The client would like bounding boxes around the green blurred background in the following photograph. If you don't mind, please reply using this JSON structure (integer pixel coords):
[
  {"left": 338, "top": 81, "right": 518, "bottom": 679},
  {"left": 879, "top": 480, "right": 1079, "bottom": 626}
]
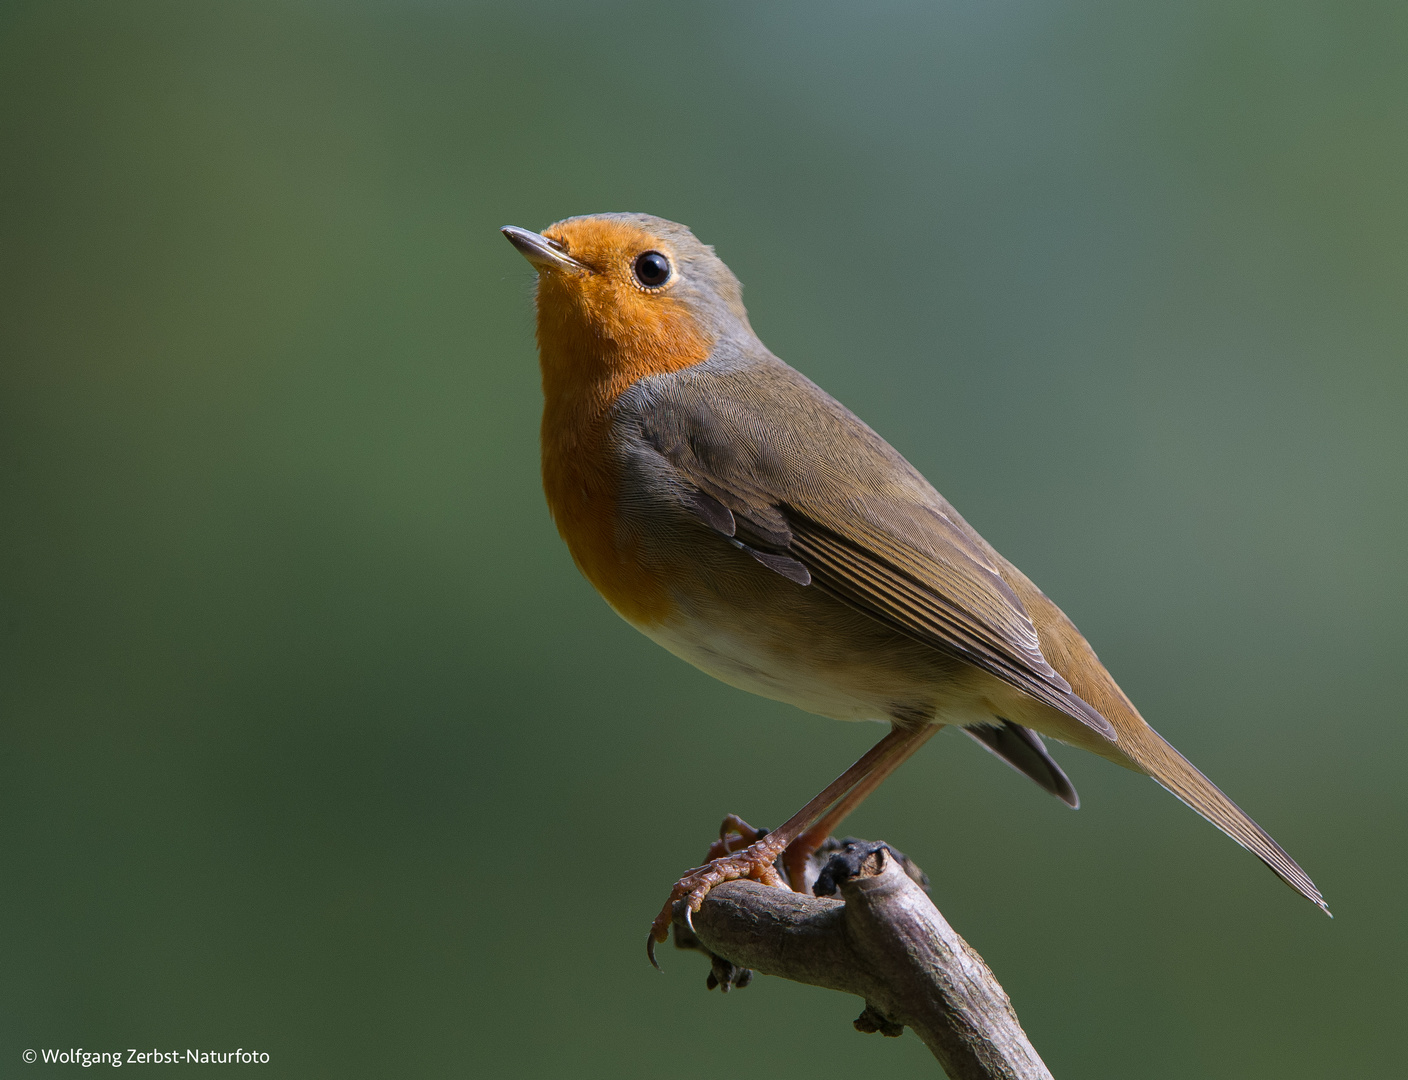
[{"left": 1, "top": 1, "right": 1404, "bottom": 1076}]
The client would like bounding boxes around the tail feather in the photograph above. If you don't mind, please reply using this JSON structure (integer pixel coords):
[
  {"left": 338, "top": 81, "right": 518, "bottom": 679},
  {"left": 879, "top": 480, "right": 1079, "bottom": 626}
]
[
  {"left": 1125, "top": 725, "right": 1329, "bottom": 915},
  {"left": 992, "top": 557, "right": 1329, "bottom": 914},
  {"left": 966, "top": 720, "right": 1080, "bottom": 808}
]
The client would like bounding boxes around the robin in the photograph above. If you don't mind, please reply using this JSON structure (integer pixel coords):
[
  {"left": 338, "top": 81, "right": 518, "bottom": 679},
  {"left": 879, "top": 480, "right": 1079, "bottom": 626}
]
[{"left": 501, "top": 213, "right": 1328, "bottom": 963}]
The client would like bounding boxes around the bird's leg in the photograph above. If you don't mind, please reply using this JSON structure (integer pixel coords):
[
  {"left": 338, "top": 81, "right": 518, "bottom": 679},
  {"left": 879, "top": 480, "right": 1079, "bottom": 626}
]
[
  {"left": 780, "top": 723, "right": 941, "bottom": 891},
  {"left": 647, "top": 722, "right": 933, "bottom": 965}
]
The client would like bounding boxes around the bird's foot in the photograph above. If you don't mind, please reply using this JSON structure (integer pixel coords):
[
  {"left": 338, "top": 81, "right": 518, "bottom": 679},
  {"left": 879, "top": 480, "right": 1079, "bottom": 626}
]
[
  {"left": 647, "top": 822, "right": 790, "bottom": 968},
  {"left": 702, "top": 813, "right": 770, "bottom": 861}
]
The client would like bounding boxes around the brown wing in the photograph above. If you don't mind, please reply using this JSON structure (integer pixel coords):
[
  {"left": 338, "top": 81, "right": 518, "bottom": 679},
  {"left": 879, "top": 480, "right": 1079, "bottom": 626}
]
[{"left": 635, "top": 362, "right": 1116, "bottom": 742}]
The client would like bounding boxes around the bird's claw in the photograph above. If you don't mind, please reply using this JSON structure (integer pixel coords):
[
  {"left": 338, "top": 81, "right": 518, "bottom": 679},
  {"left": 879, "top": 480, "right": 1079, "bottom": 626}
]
[{"left": 647, "top": 832, "right": 791, "bottom": 965}]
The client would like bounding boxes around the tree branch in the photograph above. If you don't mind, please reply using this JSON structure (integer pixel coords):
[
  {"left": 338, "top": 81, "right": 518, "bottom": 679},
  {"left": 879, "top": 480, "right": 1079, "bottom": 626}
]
[{"left": 671, "top": 839, "right": 1052, "bottom": 1080}]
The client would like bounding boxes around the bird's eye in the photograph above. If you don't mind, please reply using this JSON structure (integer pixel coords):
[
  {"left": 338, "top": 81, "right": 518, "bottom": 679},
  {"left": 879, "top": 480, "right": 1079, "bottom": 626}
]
[{"left": 633, "top": 251, "right": 672, "bottom": 288}]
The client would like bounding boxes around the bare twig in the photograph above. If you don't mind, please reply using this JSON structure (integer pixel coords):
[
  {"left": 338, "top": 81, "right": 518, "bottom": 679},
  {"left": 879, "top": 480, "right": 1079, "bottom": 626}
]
[{"left": 671, "top": 839, "right": 1052, "bottom": 1080}]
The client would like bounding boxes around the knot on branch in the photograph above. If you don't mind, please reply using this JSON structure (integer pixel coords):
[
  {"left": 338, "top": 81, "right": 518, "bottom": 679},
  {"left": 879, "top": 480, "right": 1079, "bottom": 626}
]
[
  {"left": 854, "top": 1002, "right": 905, "bottom": 1038},
  {"left": 813, "top": 837, "right": 931, "bottom": 897},
  {"left": 813, "top": 839, "right": 892, "bottom": 897},
  {"left": 705, "top": 952, "right": 752, "bottom": 993}
]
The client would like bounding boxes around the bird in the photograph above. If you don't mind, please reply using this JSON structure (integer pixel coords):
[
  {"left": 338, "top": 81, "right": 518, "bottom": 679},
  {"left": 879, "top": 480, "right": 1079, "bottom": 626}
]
[{"left": 501, "top": 213, "right": 1328, "bottom": 963}]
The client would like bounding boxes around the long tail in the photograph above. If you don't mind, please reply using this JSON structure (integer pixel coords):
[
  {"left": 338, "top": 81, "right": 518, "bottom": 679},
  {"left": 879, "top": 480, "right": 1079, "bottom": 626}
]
[
  {"left": 1120, "top": 722, "right": 1329, "bottom": 915},
  {"left": 995, "top": 559, "right": 1329, "bottom": 914}
]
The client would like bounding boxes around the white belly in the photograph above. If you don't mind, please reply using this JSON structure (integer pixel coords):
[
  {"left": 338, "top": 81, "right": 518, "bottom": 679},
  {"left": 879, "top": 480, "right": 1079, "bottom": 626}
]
[
  {"left": 638, "top": 617, "right": 885, "bottom": 721},
  {"left": 630, "top": 608, "right": 1003, "bottom": 730}
]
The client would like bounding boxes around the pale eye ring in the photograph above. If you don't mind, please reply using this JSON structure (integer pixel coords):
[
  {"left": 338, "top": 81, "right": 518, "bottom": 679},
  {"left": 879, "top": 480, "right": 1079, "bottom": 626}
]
[{"left": 633, "top": 250, "right": 672, "bottom": 288}]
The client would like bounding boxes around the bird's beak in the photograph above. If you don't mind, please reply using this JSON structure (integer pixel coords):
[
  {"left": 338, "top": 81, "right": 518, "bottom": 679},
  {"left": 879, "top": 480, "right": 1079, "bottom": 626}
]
[{"left": 501, "top": 226, "right": 588, "bottom": 274}]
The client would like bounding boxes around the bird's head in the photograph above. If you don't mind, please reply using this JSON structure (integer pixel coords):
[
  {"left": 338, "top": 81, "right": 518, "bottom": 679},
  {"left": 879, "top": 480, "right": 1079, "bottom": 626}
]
[{"left": 503, "top": 214, "right": 752, "bottom": 401}]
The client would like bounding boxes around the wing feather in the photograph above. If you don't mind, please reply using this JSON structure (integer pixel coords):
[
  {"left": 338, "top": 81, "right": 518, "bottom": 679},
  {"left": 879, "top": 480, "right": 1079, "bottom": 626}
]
[{"left": 635, "top": 369, "right": 1116, "bottom": 741}]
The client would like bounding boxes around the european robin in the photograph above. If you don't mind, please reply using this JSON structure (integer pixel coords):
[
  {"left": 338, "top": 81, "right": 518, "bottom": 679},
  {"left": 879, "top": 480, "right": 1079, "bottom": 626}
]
[{"left": 501, "top": 214, "right": 1328, "bottom": 961}]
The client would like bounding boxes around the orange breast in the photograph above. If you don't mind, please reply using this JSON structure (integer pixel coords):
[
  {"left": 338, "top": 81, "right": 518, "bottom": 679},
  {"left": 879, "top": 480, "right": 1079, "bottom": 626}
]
[
  {"left": 540, "top": 405, "right": 676, "bottom": 627},
  {"left": 534, "top": 218, "right": 715, "bottom": 626}
]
